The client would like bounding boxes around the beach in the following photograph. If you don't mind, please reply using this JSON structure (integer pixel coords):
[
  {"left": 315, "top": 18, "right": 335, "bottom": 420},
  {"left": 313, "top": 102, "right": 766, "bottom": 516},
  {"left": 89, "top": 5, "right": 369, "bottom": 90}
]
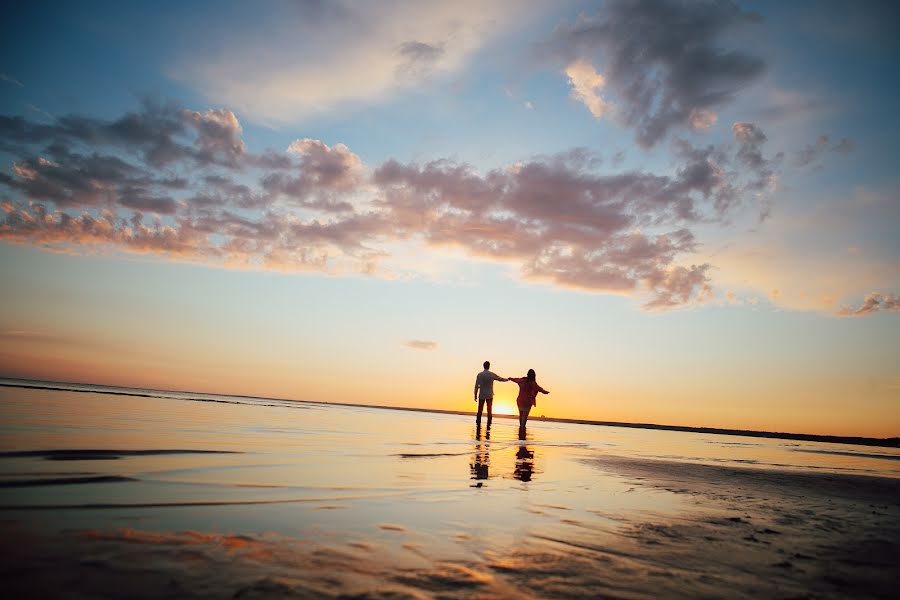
[{"left": 1, "top": 380, "right": 899, "bottom": 599}]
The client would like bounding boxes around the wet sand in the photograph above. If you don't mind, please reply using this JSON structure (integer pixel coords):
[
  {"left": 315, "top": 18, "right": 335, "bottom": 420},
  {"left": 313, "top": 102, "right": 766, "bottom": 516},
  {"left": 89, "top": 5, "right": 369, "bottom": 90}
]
[{"left": 1, "top": 383, "right": 898, "bottom": 598}]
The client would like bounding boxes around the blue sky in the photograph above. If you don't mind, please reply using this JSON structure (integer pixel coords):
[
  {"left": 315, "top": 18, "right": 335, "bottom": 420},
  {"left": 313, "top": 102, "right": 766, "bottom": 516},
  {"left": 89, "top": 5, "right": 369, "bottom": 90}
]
[{"left": 1, "top": 0, "right": 898, "bottom": 436}]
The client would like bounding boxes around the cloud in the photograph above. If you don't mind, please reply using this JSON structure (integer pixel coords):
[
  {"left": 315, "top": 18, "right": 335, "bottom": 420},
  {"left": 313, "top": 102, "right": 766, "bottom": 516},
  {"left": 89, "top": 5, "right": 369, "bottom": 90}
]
[
  {"left": 0, "top": 330, "right": 68, "bottom": 343},
  {"left": 733, "top": 122, "right": 769, "bottom": 171},
  {"left": 285, "top": 139, "right": 364, "bottom": 192},
  {"left": 0, "top": 73, "right": 23, "bottom": 87},
  {"left": 708, "top": 183, "right": 900, "bottom": 314},
  {"left": 732, "top": 122, "right": 783, "bottom": 221},
  {"left": 118, "top": 189, "right": 178, "bottom": 215},
  {"left": 403, "top": 340, "right": 438, "bottom": 351},
  {"left": 396, "top": 41, "right": 446, "bottom": 81},
  {"left": 373, "top": 134, "right": 777, "bottom": 305},
  {"left": 545, "top": 0, "right": 765, "bottom": 147},
  {"left": 792, "top": 135, "right": 855, "bottom": 168},
  {"left": 565, "top": 60, "right": 609, "bottom": 118},
  {"left": 261, "top": 139, "right": 365, "bottom": 213},
  {"left": 183, "top": 108, "right": 246, "bottom": 167},
  {"left": 689, "top": 109, "right": 718, "bottom": 130},
  {"left": 0, "top": 99, "right": 249, "bottom": 169},
  {"left": 176, "top": 1, "right": 548, "bottom": 123},
  {"left": 26, "top": 104, "right": 54, "bottom": 121},
  {"left": 753, "top": 88, "right": 831, "bottom": 121},
  {"left": 644, "top": 264, "right": 713, "bottom": 309},
  {"left": 0, "top": 330, "right": 148, "bottom": 357},
  {"left": 837, "top": 293, "right": 900, "bottom": 317},
  {"left": 0, "top": 101, "right": 783, "bottom": 310}
]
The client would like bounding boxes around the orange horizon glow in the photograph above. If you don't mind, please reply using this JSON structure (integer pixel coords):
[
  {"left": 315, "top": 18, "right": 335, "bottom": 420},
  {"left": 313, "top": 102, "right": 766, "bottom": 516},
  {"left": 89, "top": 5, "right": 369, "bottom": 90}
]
[{"left": 2, "top": 346, "right": 898, "bottom": 440}]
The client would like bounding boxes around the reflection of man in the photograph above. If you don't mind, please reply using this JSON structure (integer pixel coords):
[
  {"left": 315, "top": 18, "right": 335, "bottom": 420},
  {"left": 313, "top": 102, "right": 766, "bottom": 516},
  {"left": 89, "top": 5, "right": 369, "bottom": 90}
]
[
  {"left": 470, "top": 427, "right": 490, "bottom": 481},
  {"left": 474, "top": 360, "right": 507, "bottom": 427}
]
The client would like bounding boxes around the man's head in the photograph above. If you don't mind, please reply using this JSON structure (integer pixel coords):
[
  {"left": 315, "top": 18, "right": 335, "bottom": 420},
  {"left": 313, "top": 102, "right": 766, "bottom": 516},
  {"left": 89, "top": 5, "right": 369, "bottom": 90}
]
[{"left": 483, "top": 361, "right": 490, "bottom": 370}]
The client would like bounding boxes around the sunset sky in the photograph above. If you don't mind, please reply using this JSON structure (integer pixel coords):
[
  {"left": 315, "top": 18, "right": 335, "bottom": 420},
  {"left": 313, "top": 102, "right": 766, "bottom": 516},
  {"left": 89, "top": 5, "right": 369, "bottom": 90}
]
[{"left": 1, "top": 1, "right": 898, "bottom": 437}]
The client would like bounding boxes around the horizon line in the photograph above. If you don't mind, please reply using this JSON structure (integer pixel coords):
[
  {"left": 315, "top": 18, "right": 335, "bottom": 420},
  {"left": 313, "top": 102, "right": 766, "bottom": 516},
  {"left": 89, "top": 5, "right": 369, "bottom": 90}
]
[{"left": 1, "top": 376, "right": 897, "bottom": 449}]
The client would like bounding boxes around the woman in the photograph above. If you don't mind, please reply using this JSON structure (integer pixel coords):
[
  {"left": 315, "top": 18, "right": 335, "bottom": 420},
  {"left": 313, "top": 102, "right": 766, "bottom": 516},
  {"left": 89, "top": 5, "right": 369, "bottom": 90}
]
[{"left": 509, "top": 369, "right": 549, "bottom": 432}]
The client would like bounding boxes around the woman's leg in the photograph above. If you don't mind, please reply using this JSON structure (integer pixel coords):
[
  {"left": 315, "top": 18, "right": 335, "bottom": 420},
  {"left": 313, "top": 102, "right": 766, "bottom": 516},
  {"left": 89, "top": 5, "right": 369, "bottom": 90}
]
[
  {"left": 521, "top": 404, "right": 531, "bottom": 427},
  {"left": 518, "top": 404, "right": 531, "bottom": 439}
]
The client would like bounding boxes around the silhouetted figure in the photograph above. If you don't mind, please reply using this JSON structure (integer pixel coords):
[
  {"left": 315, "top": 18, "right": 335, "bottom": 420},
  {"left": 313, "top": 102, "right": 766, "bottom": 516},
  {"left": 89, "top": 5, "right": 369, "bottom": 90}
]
[
  {"left": 514, "top": 445, "right": 535, "bottom": 482},
  {"left": 473, "top": 360, "right": 508, "bottom": 427},
  {"left": 510, "top": 368, "right": 549, "bottom": 436}
]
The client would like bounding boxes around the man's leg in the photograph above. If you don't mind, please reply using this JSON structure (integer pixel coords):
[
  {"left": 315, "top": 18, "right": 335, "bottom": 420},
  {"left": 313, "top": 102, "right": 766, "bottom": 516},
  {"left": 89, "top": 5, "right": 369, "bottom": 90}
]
[
  {"left": 486, "top": 397, "right": 493, "bottom": 427},
  {"left": 476, "top": 397, "right": 485, "bottom": 426}
]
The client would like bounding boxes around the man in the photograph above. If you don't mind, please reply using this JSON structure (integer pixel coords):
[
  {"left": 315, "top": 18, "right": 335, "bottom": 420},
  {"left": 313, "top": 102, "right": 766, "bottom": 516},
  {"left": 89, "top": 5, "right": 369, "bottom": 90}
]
[{"left": 474, "top": 360, "right": 507, "bottom": 427}]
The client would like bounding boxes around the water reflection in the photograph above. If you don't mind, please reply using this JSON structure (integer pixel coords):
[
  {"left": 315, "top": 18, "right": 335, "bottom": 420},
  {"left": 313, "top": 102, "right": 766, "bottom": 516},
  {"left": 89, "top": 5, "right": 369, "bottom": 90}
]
[
  {"left": 470, "top": 425, "right": 490, "bottom": 482},
  {"left": 514, "top": 445, "right": 535, "bottom": 482},
  {"left": 468, "top": 425, "right": 540, "bottom": 484}
]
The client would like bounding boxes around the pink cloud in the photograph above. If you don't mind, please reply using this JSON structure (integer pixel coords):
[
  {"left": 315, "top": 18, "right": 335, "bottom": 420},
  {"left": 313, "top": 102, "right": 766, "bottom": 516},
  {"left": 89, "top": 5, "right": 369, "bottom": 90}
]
[
  {"left": 0, "top": 102, "right": 783, "bottom": 310},
  {"left": 837, "top": 293, "right": 900, "bottom": 317}
]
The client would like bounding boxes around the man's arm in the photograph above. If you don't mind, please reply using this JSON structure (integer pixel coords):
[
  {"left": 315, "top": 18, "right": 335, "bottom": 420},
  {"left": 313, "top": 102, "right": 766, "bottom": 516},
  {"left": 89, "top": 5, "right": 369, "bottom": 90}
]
[
  {"left": 492, "top": 372, "right": 508, "bottom": 382},
  {"left": 474, "top": 376, "right": 480, "bottom": 401}
]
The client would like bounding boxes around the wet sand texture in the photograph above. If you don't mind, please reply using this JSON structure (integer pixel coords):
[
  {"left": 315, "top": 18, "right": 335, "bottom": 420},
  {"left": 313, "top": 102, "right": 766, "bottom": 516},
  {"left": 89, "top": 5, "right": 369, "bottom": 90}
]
[{"left": 1, "top": 383, "right": 898, "bottom": 598}]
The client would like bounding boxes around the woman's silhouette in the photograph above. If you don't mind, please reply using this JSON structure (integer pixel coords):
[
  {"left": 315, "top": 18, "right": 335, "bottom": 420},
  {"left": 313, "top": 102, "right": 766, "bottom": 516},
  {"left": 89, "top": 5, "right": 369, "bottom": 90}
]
[{"left": 509, "top": 369, "right": 549, "bottom": 436}]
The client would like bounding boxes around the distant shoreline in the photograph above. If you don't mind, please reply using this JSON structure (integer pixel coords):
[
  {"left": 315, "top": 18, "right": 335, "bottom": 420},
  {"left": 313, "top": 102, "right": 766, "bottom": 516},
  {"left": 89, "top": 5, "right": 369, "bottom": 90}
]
[{"left": 2, "top": 378, "right": 898, "bottom": 449}]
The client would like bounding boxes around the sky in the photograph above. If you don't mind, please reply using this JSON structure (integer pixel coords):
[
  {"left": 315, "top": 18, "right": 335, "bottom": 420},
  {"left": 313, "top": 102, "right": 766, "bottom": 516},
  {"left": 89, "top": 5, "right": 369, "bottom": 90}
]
[{"left": 1, "top": 0, "right": 898, "bottom": 437}]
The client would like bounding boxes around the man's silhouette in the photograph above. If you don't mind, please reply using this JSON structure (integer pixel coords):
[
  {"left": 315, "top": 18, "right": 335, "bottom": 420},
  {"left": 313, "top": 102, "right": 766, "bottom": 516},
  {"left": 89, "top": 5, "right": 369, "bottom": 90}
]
[{"left": 474, "top": 360, "right": 507, "bottom": 427}]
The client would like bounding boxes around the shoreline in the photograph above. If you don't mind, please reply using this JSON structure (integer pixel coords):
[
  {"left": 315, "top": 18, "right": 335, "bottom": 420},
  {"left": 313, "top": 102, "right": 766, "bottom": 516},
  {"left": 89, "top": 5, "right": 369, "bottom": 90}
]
[{"left": 2, "top": 378, "right": 898, "bottom": 449}]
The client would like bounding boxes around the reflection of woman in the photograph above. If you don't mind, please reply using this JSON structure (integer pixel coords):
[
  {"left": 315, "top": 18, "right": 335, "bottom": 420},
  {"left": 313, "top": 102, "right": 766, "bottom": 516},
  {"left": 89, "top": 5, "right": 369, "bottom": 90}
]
[
  {"left": 510, "top": 369, "right": 549, "bottom": 433},
  {"left": 514, "top": 445, "right": 534, "bottom": 482}
]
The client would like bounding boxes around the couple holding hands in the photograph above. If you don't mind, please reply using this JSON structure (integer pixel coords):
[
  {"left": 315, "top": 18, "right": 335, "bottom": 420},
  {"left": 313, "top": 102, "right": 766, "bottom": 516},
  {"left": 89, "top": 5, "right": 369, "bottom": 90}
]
[{"left": 474, "top": 360, "right": 549, "bottom": 433}]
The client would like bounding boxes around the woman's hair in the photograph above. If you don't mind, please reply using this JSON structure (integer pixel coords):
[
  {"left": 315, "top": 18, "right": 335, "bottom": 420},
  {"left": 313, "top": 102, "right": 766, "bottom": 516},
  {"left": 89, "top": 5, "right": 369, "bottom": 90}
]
[{"left": 526, "top": 369, "right": 536, "bottom": 381}]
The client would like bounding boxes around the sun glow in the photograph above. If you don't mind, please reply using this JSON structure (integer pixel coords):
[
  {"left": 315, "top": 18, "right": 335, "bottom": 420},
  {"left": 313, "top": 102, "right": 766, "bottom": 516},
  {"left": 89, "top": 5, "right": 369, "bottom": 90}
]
[{"left": 491, "top": 400, "right": 516, "bottom": 416}]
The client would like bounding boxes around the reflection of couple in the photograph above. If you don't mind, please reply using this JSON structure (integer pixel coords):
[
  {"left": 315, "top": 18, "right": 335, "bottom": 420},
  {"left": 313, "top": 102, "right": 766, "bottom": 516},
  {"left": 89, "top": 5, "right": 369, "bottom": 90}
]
[
  {"left": 469, "top": 425, "right": 536, "bottom": 483},
  {"left": 473, "top": 360, "right": 550, "bottom": 433}
]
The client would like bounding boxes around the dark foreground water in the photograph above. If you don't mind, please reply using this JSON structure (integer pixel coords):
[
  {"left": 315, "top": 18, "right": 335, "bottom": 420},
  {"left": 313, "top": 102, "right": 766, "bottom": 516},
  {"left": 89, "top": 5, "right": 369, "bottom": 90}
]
[{"left": 1, "top": 380, "right": 898, "bottom": 599}]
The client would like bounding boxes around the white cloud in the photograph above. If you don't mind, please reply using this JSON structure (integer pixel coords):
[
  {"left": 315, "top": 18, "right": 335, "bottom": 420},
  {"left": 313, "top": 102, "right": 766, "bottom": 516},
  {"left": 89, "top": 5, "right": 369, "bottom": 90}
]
[
  {"left": 565, "top": 60, "right": 609, "bottom": 119},
  {"left": 176, "top": 1, "right": 547, "bottom": 124}
]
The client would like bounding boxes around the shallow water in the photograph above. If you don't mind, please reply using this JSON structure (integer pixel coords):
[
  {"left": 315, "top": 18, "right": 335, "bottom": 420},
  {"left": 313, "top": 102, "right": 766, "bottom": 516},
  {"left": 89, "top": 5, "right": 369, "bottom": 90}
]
[{"left": 1, "top": 380, "right": 899, "bottom": 598}]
